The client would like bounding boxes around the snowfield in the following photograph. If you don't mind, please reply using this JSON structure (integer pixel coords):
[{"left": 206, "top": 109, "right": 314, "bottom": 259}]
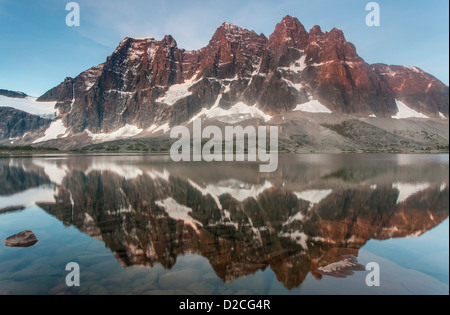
[
  {"left": 0, "top": 95, "right": 57, "bottom": 118},
  {"left": 205, "top": 101, "right": 273, "bottom": 123},
  {"left": 392, "top": 100, "right": 429, "bottom": 119},
  {"left": 294, "top": 189, "right": 333, "bottom": 205},
  {"left": 33, "top": 119, "right": 68, "bottom": 144},
  {"left": 155, "top": 198, "right": 203, "bottom": 233},
  {"left": 156, "top": 81, "right": 196, "bottom": 106},
  {"left": 86, "top": 124, "right": 143, "bottom": 142},
  {"left": 294, "top": 99, "right": 333, "bottom": 114},
  {"left": 392, "top": 182, "right": 431, "bottom": 204},
  {"left": 191, "top": 98, "right": 272, "bottom": 124}
]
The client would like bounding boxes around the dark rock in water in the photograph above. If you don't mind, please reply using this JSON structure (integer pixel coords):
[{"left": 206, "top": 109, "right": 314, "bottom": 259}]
[
  {"left": 314, "top": 255, "right": 365, "bottom": 278},
  {"left": 0, "top": 206, "right": 26, "bottom": 215},
  {"left": 3, "top": 230, "right": 38, "bottom": 247}
]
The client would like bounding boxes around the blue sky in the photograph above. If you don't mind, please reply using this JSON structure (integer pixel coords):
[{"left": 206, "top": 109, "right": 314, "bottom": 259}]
[{"left": 0, "top": 0, "right": 448, "bottom": 96}]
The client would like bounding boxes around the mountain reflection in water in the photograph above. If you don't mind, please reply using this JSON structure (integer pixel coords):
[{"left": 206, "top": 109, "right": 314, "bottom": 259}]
[{"left": 0, "top": 154, "right": 448, "bottom": 291}]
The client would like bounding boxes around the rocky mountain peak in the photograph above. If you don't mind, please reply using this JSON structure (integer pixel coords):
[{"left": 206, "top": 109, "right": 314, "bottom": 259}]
[
  {"left": 212, "top": 22, "right": 266, "bottom": 45},
  {"left": 309, "top": 25, "right": 324, "bottom": 41},
  {"left": 7, "top": 15, "right": 446, "bottom": 147},
  {"left": 280, "top": 15, "right": 307, "bottom": 33},
  {"left": 219, "top": 21, "right": 243, "bottom": 31},
  {"left": 269, "top": 15, "right": 308, "bottom": 50},
  {"left": 162, "top": 34, "right": 177, "bottom": 47},
  {"left": 372, "top": 63, "right": 449, "bottom": 117},
  {"left": 328, "top": 28, "right": 346, "bottom": 41}
]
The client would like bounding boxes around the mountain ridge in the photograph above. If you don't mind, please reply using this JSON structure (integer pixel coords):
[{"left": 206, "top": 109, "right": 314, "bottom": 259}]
[{"left": 0, "top": 15, "right": 448, "bottom": 149}]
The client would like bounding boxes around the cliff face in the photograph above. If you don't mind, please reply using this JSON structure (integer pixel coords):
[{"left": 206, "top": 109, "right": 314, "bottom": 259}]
[
  {"left": 0, "top": 107, "right": 51, "bottom": 141},
  {"left": 31, "top": 15, "right": 447, "bottom": 140},
  {"left": 373, "top": 63, "right": 449, "bottom": 118}
]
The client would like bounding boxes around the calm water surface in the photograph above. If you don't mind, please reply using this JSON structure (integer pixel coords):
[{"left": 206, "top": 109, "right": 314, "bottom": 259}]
[{"left": 0, "top": 154, "right": 448, "bottom": 295}]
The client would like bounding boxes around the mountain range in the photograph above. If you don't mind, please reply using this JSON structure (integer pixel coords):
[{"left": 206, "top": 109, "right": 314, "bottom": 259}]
[{"left": 0, "top": 16, "right": 448, "bottom": 151}]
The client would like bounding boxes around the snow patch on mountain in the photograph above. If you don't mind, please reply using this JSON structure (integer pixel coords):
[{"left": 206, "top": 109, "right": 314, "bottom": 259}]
[
  {"left": 33, "top": 119, "right": 68, "bottom": 144},
  {"left": 294, "top": 99, "right": 332, "bottom": 114},
  {"left": 33, "top": 159, "right": 68, "bottom": 185},
  {"left": 147, "top": 124, "right": 159, "bottom": 133},
  {"left": 284, "top": 212, "right": 305, "bottom": 226},
  {"left": 206, "top": 101, "right": 273, "bottom": 123},
  {"left": 189, "top": 94, "right": 223, "bottom": 123},
  {"left": 154, "top": 123, "right": 171, "bottom": 134},
  {"left": 156, "top": 81, "right": 198, "bottom": 106},
  {"left": 278, "top": 55, "right": 307, "bottom": 73},
  {"left": 188, "top": 179, "right": 273, "bottom": 210},
  {"left": 86, "top": 161, "right": 144, "bottom": 180},
  {"left": 392, "top": 182, "right": 430, "bottom": 204},
  {"left": 155, "top": 198, "right": 202, "bottom": 233},
  {"left": 283, "top": 79, "right": 304, "bottom": 91},
  {"left": 208, "top": 209, "right": 239, "bottom": 230},
  {"left": 206, "top": 179, "right": 273, "bottom": 203},
  {"left": 147, "top": 169, "right": 170, "bottom": 182},
  {"left": 279, "top": 230, "right": 308, "bottom": 249},
  {"left": 86, "top": 124, "right": 143, "bottom": 142},
  {"left": 392, "top": 100, "right": 429, "bottom": 119},
  {"left": 147, "top": 123, "right": 171, "bottom": 134},
  {"left": 402, "top": 66, "right": 421, "bottom": 74},
  {"left": 295, "top": 189, "right": 333, "bottom": 205},
  {"left": 189, "top": 96, "right": 272, "bottom": 124},
  {"left": 188, "top": 179, "right": 223, "bottom": 210},
  {"left": 0, "top": 95, "right": 57, "bottom": 118}
]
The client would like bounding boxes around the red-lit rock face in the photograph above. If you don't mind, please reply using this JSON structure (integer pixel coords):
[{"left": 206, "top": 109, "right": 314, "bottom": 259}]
[{"left": 35, "top": 16, "right": 448, "bottom": 135}]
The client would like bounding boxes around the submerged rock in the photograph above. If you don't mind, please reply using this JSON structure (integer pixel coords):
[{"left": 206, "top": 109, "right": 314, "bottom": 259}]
[
  {"left": 3, "top": 230, "right": 38, "bottom": 247},
  {"left": 314, "top": 255, "right": 365, "bottom": 278}
]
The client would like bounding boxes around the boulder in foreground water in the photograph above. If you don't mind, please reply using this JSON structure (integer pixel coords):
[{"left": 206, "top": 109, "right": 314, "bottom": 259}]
[
  {"left": 314, "top": 255, "right": 365, "bottom": 278},
  {"left": 3, "top": 230, "right": 38, "bottom": 247}
]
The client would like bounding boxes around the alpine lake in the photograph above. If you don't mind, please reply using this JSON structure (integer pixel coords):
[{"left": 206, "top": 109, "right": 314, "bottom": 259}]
[{"left": 0, "top": 153, "right": 448, "bottom": 295}]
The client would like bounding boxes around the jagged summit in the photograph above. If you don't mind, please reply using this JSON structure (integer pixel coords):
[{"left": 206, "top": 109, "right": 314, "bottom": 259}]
[
  {"left": 212, "top": 21, "right": 267, "bottom": 44},
  {"left": 1, "top": 15, "right": 448, "bottom": 147},
  {"left": 219, "top": 21, "right": 245, "bottom": 31},
  {"left": 269, "top": 15, "right": 308, "bottom": 49}
]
